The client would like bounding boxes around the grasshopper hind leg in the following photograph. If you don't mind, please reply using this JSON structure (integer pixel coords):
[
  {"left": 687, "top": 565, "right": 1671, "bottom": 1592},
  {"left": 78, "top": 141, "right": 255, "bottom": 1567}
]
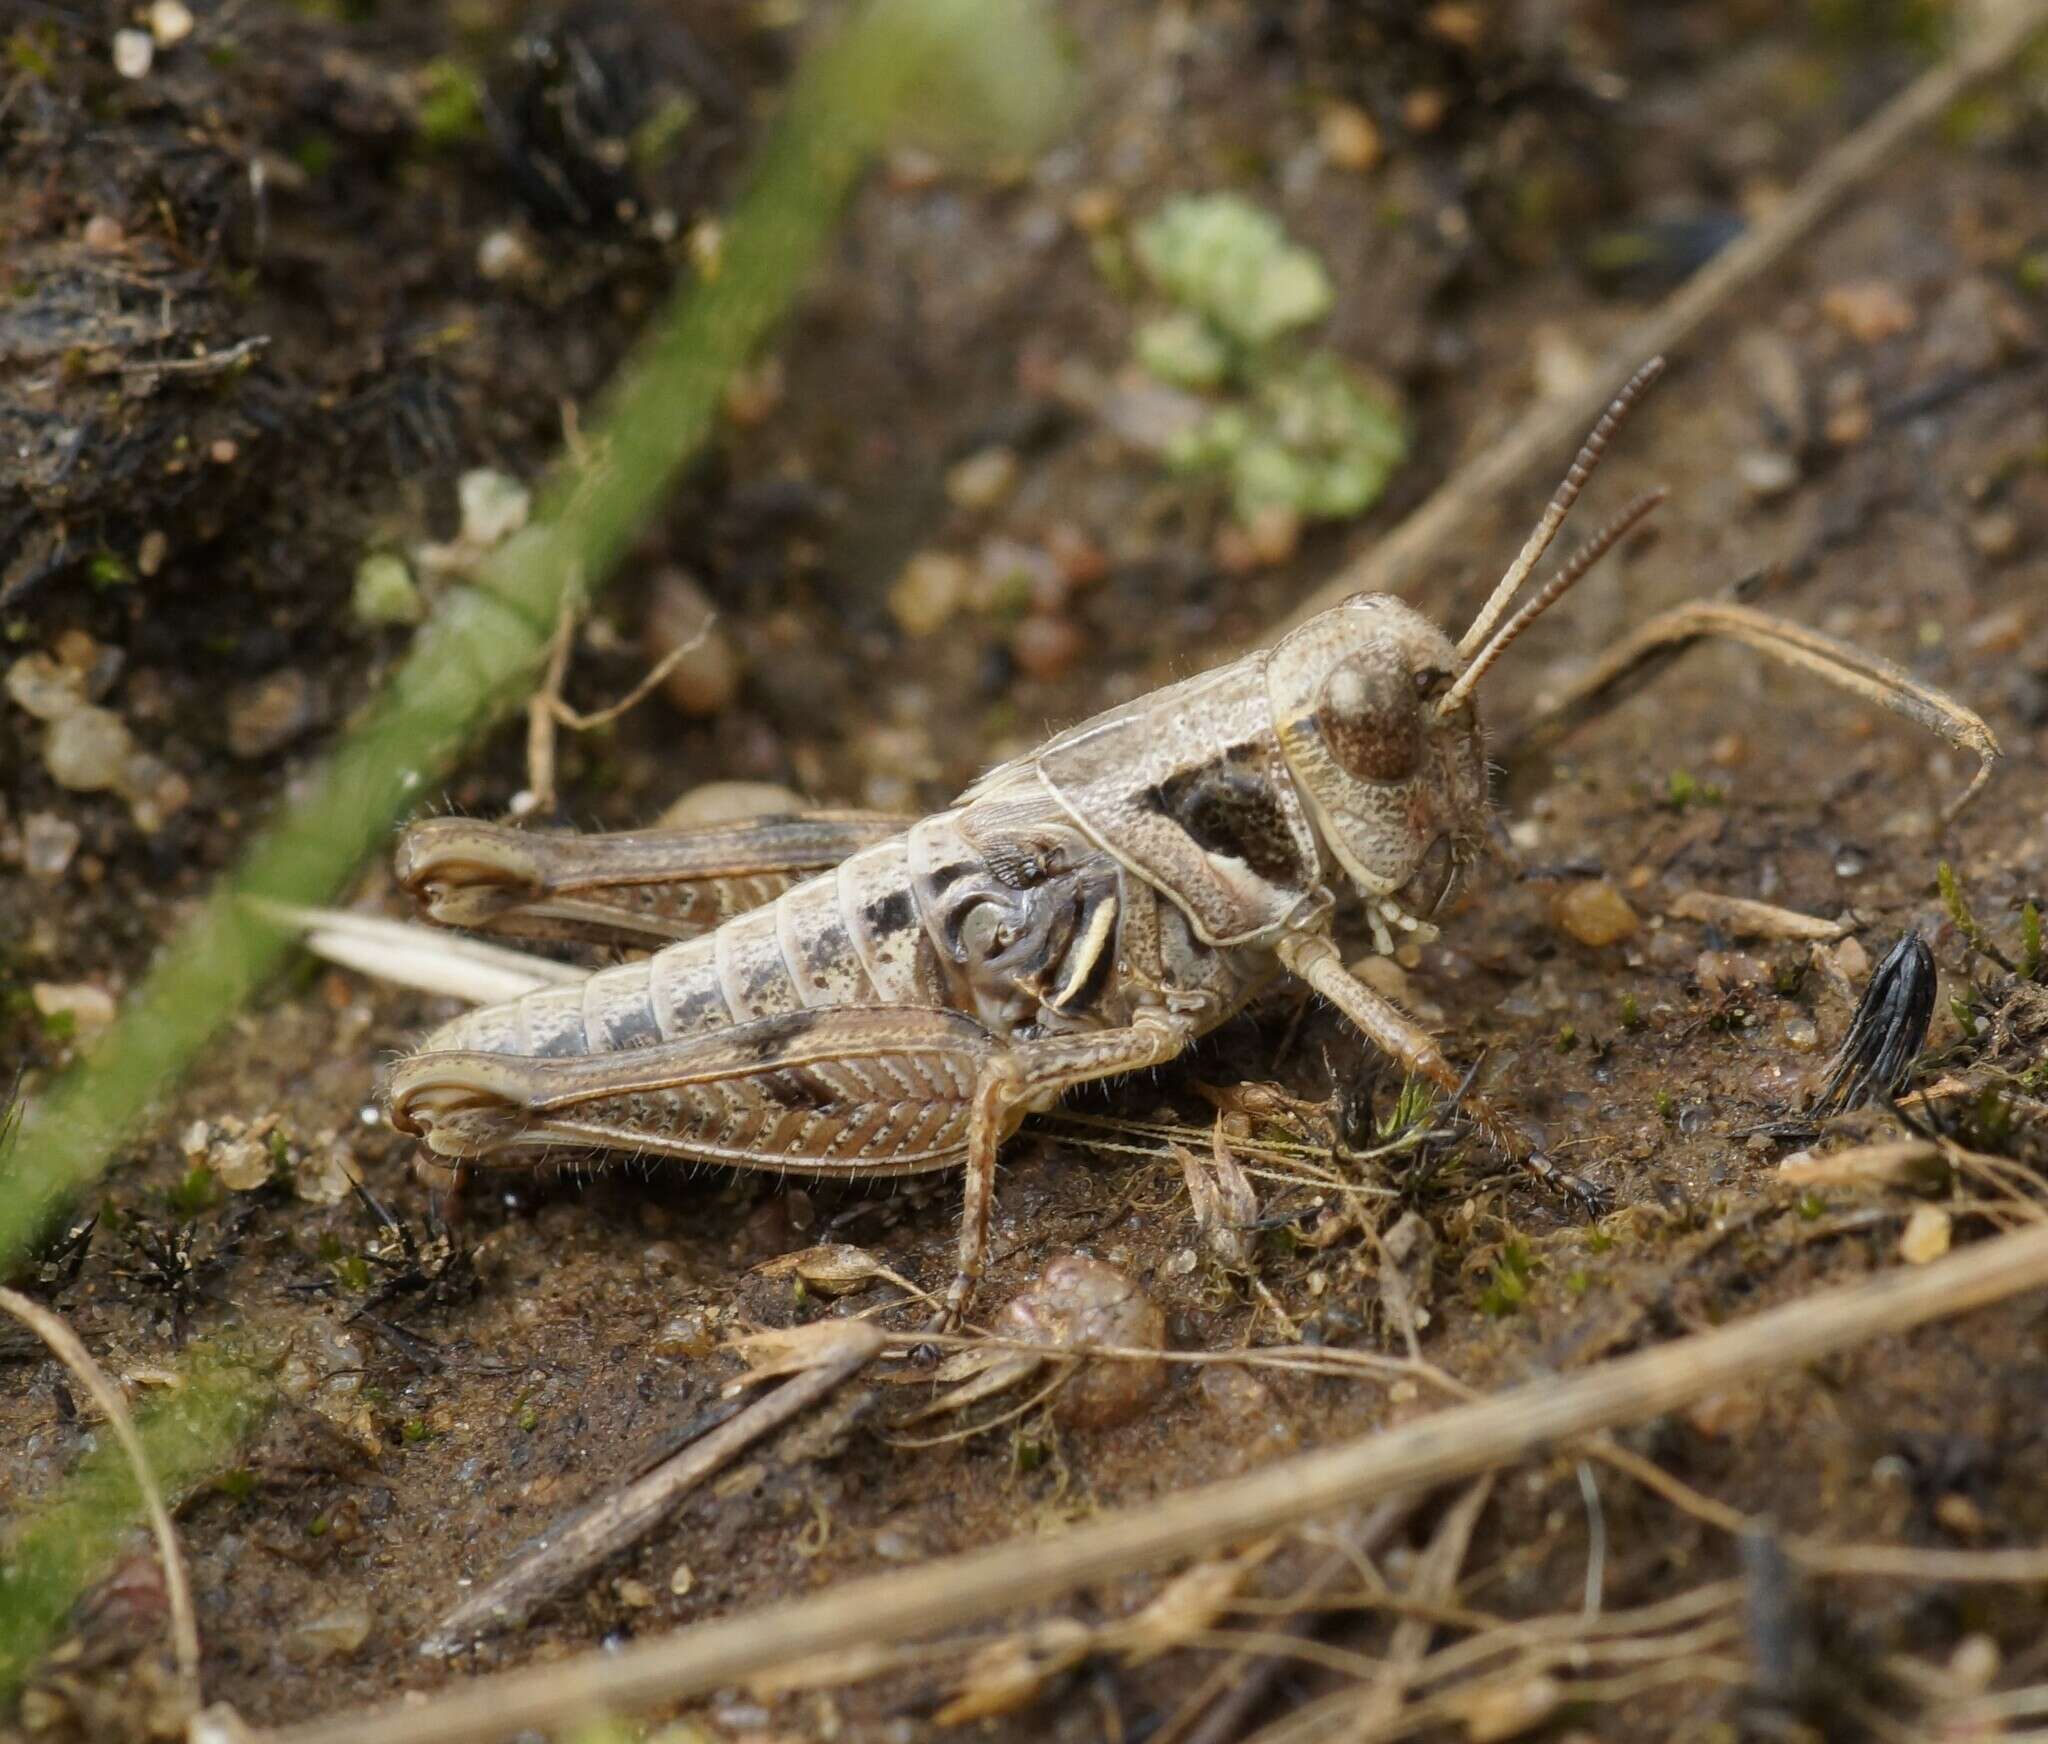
[
  {"left": 386, "top": 1002, "right": 1202, "bottom": 1328},
  {"left": 396, "top": 810, "right": 913, "bottom": 948}
]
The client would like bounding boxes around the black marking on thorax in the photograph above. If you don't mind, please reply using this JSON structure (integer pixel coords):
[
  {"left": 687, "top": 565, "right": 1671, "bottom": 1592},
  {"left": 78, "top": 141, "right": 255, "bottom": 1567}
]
[{"left": 1144, "top": 743, "right": 1304, "bottom": 886}]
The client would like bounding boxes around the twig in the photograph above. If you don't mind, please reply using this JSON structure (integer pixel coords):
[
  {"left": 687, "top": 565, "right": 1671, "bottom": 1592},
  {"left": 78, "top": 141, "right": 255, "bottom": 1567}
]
[
  {"left": 263, "top": 1220, "right": 2048, "bottom": 1744},
  {"left": 1274, "top": 0, "right": 2048, "bottom": 635},
  {"left": 421, "top": 1322, "right": 883, "bottom": 1653},
  {"left": 0, "top": 1287, "right": 200, "bottom": 1708},
  {"left": 521, "top": 589, "right": 711, "bottom": 815}
]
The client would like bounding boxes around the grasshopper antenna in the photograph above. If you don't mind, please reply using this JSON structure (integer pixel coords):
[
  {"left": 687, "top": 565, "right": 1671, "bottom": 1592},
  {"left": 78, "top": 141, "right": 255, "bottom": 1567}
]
[
  {"left": 1439, "top": 486, "right": 1667, "bottom": 713},
  {"left": 1455, "top": 355, "right": 1667, "bottom": 661}
]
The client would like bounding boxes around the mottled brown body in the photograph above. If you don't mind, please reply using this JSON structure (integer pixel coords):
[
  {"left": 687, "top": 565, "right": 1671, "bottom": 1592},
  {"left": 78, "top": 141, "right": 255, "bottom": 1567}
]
[{"left": 386, "top": 360, "right": 1999, "bottom": 1323}]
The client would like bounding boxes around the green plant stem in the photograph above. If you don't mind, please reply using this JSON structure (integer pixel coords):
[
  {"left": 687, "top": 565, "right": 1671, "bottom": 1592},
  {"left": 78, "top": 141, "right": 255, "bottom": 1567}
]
[{"left": 0, "top": 1343, "right": 271, "bottom": 1699}]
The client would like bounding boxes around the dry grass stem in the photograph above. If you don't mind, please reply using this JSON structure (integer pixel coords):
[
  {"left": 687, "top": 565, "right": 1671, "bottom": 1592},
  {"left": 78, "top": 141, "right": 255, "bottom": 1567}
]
[{"left": 261, "top": 1220, "right": 2048, "bottom": 1744}]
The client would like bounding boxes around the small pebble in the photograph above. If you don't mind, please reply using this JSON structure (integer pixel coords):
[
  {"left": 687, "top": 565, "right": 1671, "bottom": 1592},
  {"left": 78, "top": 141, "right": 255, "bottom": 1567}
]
[
  {"left": 33, "top": 981, "right": 116, "bottom": 1036},
  {"left": 287, "top": 1602, "right": 371, "bottom": 1663},
  {"left": 117, "top": 751, "right": 191, "bottom": 832},
  {"left": 1782, "top": 1016, "right": 1819, "bottom": 1050},
  {"left": 1898, "top": 1204, "right": 1952, "bottom": 1266},
  {"left": 211, "top": 1133, "right": 276, "bottom": 1192},
  {"left": 476, "top": 228, "right": 538, "bottom": 281},
  {"left": 353, "top": 553, "right": 423, "bottom": 626},
  {"left": 112, "top": 28, "right": 153, "bottom": 78},
  {"left": 457, "top": 469, "right": 530, "bottom": 548},
  {"left": 1550, "top": 880, "right": 1639, "bottom": 948},
  {"left": 1424, "top": 2, "right": 1486, "bottom": 47},
  {"left": 226, "top": 670, "right": 323, "bottom": 759},
  {"left": 643, "top": 572, "right": 741, "bottom": 716},
  {"left": 944, "top": 447, "right": 1020, "bottom": 513},
  {"left": 1011, "top": 615, "right": 1086, "bottom": 683},
  {"left": 888, "top": 551, "right": 971, "bottom": 638},
  {"left": 137, "top": 530, "right": 169, "bottom": 577},
  {"left": 44, "top": 706, "right": 135, "bottom": 792},
  {"left": 614, "top": 1578, "right": 656, "bottom": 1610},
  {"left": 1967, "top": 509, "right": 2020, "bottom": 561},
  {"left": 1044, "top": 524, "right": 1108, "bottom": 588},
  {"left": 1824, "top": 400, "right": 1873, "bottom": 446},
  {"left": 1833, "top": 936, "right": 1869, "bottom": 979},
  {"left": 148, "top": 0, "right": 194, "bottom": 45},
  {"left": 1821, "top": 280, "right": 1915, "bottom": 343},
  {"left": 1736, "top": 449, "right": 1799, "bottom": 499},
  {"left": 6, "top": 653, "right": 87, "bottom": 722},
  {"left": 669, "top": 1563, "right": 694, "bottom": 1597},
  {"left": 22, "top": 812, "right": 82, "bottom": 881},
  {"left": 81, "top": 214, "right": 125, "bottom": 252},
  {"left": 657, "top": 781, "right": 803, "bottom": 828},
  {"left": 1318, "top": 102, "right": 1381, "bottom": 171},
  {"left": 294, "top": 1145, "right": 356, "bottom": 1206},
  {"left": 1067, "top": 187, "right": 1121, "bottom": 233},
  {"left": 1403, "top": 87, "right": 1448, "bottom": 133}
]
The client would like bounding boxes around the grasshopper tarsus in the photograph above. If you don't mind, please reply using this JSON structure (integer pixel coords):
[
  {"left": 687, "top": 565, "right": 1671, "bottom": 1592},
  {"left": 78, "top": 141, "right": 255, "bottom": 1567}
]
[{"left": 386, "top": 360, "right": 1997, "bottom": 1321}]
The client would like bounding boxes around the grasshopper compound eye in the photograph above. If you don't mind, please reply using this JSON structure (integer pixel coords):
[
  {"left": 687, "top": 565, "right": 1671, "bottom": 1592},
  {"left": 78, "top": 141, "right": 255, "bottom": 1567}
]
[{"left": 1317, "top": 651, "right": 1423, "bottom": 784}]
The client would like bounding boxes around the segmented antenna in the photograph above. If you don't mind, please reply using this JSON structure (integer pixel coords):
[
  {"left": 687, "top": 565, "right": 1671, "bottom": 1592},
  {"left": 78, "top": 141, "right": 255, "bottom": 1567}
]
[
  {"left": 1439, "top": 487, "right": 1667, "bottom": 712},
  {"left": 1454, "top": 355, "right": 1668, "bottom": 660}
]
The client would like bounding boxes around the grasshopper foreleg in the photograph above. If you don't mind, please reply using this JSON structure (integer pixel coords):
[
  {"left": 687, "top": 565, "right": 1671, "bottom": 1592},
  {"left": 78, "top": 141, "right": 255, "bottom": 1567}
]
[{"left": 1276, "top": 931, "right": 1606, "bottom": 1214}]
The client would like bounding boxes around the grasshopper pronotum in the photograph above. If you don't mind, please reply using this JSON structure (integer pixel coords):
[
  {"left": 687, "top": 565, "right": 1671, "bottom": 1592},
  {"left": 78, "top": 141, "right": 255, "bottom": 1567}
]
[{"left": 386, "top": 359, "right": 1999, "bottom": 1326}]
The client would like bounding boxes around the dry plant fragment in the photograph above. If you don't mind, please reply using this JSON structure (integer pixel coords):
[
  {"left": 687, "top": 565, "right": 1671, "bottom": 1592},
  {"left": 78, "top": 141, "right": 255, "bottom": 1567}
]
[
  {"left": 933, "top": 1619, "right": 1094, "bottom": 1725},
  {"left": 1115, "top": 1543, "right": 1279, "bottom": 1666},
  {"left": 754, "top": 1243, "right": 933, "bottom": 1303},
  {"left": 726, "top": 1317, "right": 889, "bottom": 1384},
  {"left": 1777, "top": 1140, "right": 1944, "bottom": 1189},
  {"left": 1667, "top": 891, "right": 1849, "bottom": 942},
  {"left": 1175, "top": 1121, "right": 1262, "bottom": 1271}
]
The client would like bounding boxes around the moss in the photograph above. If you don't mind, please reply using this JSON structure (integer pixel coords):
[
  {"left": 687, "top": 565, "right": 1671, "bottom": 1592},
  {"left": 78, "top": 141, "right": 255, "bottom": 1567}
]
[{"left": 416, "top": 58, "right": 485, "bottom": 150}]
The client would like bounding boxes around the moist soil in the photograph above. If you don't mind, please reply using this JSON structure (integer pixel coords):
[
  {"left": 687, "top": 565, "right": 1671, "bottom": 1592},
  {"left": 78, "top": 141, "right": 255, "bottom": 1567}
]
[{"left": 5, "top": 3, "right": 2048, "bottom": 1740}]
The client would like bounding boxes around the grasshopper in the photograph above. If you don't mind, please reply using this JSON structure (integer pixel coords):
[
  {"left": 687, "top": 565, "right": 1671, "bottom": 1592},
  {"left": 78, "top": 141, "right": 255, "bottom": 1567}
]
[{"left": 385, "top": 359, "right": 1999, "bottom": 1326}]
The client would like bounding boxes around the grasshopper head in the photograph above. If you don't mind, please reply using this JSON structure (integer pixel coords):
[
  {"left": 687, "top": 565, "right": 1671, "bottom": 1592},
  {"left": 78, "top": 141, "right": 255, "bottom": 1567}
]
[
  {"left": 1269, "top": 360, "right": 1671, "bottom": 930},
  {"left": 1267, "top": 594, "right": 1486, "bottom": 921}
]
